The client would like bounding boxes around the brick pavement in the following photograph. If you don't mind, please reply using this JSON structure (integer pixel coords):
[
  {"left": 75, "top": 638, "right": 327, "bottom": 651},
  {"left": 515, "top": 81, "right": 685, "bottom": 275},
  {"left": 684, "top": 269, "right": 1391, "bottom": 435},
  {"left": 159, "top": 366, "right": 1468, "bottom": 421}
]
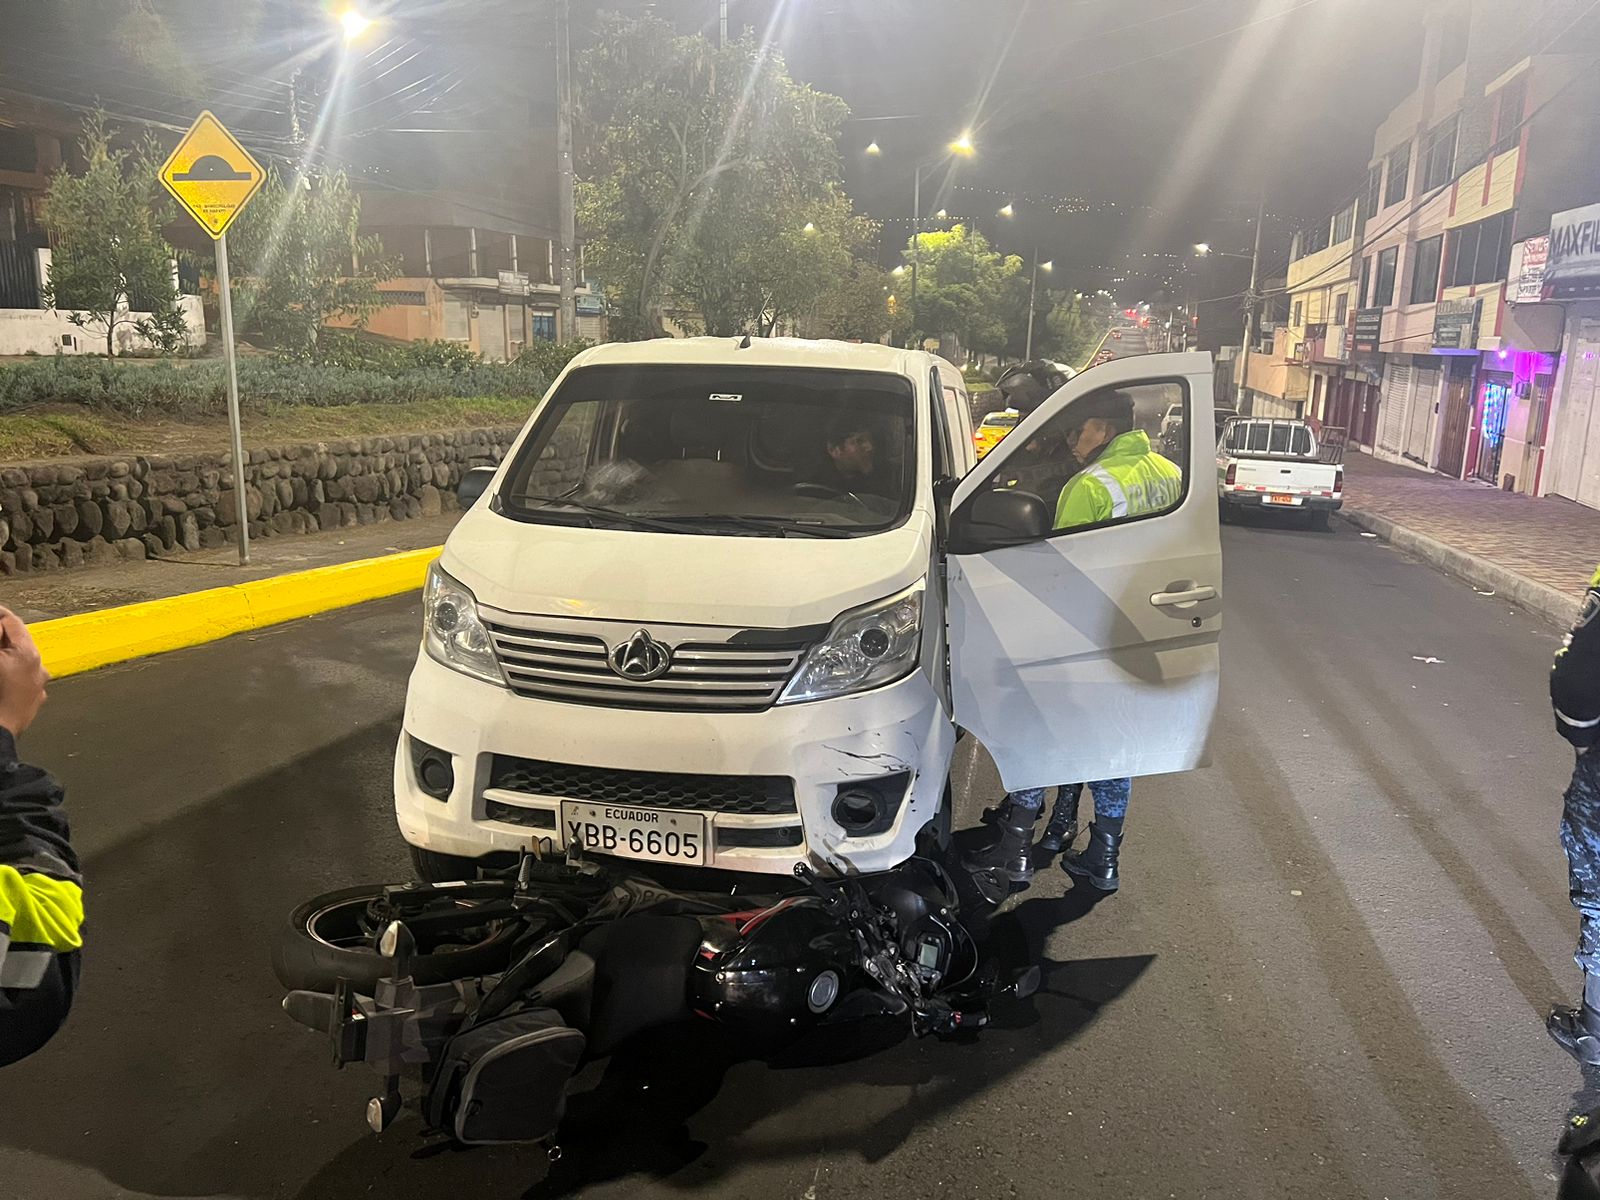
[{"left": 1342, "top": 450, "right": 1600, "bottom": 597}]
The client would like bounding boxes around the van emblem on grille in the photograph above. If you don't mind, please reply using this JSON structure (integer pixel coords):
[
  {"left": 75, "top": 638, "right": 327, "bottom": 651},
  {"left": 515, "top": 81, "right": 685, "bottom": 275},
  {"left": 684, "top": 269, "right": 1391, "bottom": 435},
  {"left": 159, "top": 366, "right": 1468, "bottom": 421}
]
[{"left": 608, "top": 629, "right": 672, "bottom": 681}]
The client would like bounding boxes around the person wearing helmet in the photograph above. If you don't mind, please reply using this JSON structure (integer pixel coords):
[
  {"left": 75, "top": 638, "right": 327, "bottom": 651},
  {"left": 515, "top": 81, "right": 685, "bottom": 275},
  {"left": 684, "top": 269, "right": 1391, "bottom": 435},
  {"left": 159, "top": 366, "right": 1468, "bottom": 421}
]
[{"left": 965, "top": 390, "right": 1181, "bottom": 890}]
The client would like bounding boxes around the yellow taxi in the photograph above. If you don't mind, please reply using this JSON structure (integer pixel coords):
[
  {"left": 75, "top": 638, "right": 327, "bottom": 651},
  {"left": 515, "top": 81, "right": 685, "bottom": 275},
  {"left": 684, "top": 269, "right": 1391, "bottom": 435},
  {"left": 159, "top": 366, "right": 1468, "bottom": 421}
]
[{"left": 973, "top": 408, "right": 1023, "bottom": 459}]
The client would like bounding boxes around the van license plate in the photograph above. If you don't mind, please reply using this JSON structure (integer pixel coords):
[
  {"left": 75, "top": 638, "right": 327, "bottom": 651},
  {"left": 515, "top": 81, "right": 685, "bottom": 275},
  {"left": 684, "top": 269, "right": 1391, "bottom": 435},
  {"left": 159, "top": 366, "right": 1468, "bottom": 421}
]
[
  {"left": 560, "top": 802, "right": 707, "bottom": 865},
  {"left": 1265, "top": 494, "right": 1302, "bottom": 506}
]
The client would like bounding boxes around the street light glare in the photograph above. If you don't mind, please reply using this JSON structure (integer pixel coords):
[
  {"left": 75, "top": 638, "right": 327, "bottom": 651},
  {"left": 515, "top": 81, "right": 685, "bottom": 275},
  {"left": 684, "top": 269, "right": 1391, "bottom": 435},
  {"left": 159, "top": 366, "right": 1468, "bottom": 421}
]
[
  {"left": 1040, "top": 261, "right": 1053, "bottom": 272},
  {"left": 950, "top": 132, "right": 975, "bottom": 156},
  {"left": 892, "top": 265, "right": 906, "bottom": 275},
  {"left": 1194, "top": 242, "right": 1211, "bottom": 255},
  {"left": 339, "top": 8, "right": 373, "bottom": 40},
  {"left": 802, "top": 222, "right": 817, "bottom": 233},
  {"left": 935, "top": 208, "right": 948, "bottom": 219},
  {"left": 998, "top": 203, "right": 1015, "bottom": 217},
  {"left": 865, "top": 141, "right": 882, "bottom": 156}
]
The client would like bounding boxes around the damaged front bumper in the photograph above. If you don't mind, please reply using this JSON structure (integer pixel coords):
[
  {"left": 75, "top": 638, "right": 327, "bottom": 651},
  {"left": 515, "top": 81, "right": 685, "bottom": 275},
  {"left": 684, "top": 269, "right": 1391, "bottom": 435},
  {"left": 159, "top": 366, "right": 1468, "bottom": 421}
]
[{"left": 395, "top": 652, "right": 957, "bottom": 876}]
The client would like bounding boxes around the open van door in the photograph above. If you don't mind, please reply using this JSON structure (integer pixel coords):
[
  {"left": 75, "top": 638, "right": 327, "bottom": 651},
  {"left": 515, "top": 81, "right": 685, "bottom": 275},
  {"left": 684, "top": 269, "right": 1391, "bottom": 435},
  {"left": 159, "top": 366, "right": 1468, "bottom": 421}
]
[{"left": 944, "top": 352, "right": 1222, "bottom": 792}]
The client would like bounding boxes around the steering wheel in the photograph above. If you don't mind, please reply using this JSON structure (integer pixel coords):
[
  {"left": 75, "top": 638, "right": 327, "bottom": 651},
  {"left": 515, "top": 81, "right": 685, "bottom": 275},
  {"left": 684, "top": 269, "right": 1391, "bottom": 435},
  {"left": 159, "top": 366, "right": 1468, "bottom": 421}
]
[{"left": 792, "top": 481, "right": 874, "bottom": 511}]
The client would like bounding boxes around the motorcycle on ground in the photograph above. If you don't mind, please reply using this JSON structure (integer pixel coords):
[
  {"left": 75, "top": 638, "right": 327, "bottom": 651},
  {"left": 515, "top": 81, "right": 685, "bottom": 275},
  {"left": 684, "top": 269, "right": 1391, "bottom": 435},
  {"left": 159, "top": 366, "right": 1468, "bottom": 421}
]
[{"left": 273, "top": 845, "right": 1036, "bottom": 1154}]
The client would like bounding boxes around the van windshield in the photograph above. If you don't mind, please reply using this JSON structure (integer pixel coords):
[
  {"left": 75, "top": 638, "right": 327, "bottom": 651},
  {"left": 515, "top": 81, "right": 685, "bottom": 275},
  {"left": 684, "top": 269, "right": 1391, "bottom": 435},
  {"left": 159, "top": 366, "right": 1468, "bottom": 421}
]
[{"left": 497, "top": 364, "right": 917, "bottom": 535}]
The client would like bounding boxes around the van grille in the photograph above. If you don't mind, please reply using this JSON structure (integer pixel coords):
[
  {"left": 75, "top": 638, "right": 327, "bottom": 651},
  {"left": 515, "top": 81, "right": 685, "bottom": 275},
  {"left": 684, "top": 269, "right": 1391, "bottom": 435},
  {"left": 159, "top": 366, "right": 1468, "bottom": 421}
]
[
  {"left": 488, "top": 755, "right": 797, "bottom": 816},
  {"left": 485, "top": 622, "right": 809, "bottom": 712}
]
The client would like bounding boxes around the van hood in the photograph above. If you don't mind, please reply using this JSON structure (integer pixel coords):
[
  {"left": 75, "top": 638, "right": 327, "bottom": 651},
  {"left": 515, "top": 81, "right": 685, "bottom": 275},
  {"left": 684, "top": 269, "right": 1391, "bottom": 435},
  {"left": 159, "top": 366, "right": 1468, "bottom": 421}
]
[{"left": 440, "top": 506, "right": 933, "bottom": 630}]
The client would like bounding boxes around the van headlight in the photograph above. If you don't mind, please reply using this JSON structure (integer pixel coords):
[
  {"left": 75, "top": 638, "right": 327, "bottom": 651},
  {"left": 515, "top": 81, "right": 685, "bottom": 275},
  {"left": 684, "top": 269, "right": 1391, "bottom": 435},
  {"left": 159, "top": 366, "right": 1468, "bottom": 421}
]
[
  {"left": 778, "top": 582, "right": 923, "bottom": 705},
  {"left": 423, "top": 564, "right": 505, "bottom": 686}
]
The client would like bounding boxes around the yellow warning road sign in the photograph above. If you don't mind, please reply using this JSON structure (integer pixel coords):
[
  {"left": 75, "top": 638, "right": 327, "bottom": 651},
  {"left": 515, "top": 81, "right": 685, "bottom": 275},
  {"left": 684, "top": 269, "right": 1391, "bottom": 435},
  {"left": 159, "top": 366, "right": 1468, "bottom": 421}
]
[{"left": 158, "top": 111, "right": 265, "bottom": 239}]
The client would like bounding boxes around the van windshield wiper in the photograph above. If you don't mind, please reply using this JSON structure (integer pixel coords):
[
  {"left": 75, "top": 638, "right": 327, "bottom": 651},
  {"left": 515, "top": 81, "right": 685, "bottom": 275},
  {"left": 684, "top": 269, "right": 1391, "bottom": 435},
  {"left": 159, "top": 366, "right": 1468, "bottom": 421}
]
[
  {"left": 511, "top": 496, "right": 697, "bottom": 534},
  {"left": 657, "top": 514, "right": 857, "bottom": 539}
]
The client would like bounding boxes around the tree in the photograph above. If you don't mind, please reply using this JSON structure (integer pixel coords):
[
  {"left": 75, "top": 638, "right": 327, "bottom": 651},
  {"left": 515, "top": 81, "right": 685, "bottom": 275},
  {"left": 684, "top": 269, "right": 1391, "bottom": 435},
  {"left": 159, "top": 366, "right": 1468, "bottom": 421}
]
[
  {"left": 40, "top": 111, "right": 188, "bottom": 357},
  {"left": 576, "top": 14, "right": 856, "bottom": 338},
  {"left": 222, "top": 166, "right": 396, "bottom": 357},
  {"left": 1045, "top": 292, "right": 1103, "bottom": 366},
  {"left": 894, "top": 225, "right": 1021, "bottom": 361}
]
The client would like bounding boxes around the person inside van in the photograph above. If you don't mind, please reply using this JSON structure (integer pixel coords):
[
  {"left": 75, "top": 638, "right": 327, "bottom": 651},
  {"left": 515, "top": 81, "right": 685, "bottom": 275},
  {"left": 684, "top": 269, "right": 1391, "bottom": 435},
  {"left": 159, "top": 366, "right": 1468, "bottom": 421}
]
[{"left": 804, "top": 414, "right": 888, "bottom": 498}]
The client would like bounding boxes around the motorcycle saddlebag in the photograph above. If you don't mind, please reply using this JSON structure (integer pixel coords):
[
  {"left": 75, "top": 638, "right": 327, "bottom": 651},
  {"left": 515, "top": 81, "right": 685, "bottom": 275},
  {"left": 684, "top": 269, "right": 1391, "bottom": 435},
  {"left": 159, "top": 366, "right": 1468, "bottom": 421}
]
[{"left": 424, "top": 1006, "right": 586, "bottom": 1145}]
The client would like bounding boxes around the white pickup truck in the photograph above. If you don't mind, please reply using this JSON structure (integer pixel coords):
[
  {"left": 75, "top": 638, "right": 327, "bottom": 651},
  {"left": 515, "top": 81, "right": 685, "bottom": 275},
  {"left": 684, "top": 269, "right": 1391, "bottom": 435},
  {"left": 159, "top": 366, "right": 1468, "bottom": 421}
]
[{"left": 1216, "top": 417, "right": 1344, "bottom": 529}]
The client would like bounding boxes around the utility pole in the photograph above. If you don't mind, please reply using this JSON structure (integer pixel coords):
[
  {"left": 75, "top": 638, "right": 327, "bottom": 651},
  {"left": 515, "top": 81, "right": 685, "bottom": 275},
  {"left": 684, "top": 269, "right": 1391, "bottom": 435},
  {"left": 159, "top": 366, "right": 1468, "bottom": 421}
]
[
  {"left": 1024, "top": 246, "right": 1050, "bottom": 362},
  {"left": 555, "top": 0, "right": 578, "bottom": 340},
  {"left": 719, "top": 0, "right": 728, "bottom": 46},
  {"left": 910, "top": 167, "right": 920, "bottom": 350},
  {"left": 1238, "top": 193, "right": 1265, "bottom": 413}
]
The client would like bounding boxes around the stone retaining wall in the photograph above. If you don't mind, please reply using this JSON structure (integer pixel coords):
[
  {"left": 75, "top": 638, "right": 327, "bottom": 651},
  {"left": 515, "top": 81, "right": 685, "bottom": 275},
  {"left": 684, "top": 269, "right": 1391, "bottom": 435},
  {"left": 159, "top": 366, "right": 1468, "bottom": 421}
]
[{"left": 0, "top": 426, "right": 520, "bottom": 576}]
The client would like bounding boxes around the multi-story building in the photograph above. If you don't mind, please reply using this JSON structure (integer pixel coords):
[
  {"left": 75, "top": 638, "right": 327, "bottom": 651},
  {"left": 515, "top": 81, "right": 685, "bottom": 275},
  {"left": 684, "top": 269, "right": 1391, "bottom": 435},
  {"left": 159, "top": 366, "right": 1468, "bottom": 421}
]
[{"left": 1240, "top": 0, "right": 1600, "bottom": 502}]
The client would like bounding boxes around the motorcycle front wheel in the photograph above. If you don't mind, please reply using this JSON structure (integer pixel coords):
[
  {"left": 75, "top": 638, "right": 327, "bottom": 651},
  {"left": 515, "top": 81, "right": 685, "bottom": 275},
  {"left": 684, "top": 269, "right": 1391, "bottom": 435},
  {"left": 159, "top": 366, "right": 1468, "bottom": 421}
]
[{"left": 272, "top": 884, "right": 522, "bottom": 994}]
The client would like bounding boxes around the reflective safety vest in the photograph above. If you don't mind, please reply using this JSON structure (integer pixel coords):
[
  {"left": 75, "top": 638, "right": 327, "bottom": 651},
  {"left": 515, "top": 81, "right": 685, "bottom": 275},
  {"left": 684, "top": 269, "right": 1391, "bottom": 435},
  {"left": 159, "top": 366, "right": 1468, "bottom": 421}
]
[
  {"left": 1054, "top": 429, "right": 1183, "bottom": 530},
  {"left": 0, "top": 729, "right": 82, "bottom": 1068}
]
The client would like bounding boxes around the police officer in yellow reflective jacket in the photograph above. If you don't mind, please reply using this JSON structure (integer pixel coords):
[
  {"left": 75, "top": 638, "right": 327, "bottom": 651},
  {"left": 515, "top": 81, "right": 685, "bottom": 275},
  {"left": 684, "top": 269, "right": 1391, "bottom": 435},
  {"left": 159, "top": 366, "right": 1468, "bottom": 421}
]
[
  {"left": 0, "top": 606, "right": 80, "bottom": 1068},
  {"left": 967, "top": 391, "right": 1182, "bottom": 888}
]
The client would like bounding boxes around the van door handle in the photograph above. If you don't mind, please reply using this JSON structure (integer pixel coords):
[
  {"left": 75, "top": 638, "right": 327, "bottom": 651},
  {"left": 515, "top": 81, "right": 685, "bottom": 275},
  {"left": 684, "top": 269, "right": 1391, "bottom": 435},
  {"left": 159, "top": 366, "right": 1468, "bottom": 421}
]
[{"left": 1150, "top": 585, "right": 1217, "bottom": 608}]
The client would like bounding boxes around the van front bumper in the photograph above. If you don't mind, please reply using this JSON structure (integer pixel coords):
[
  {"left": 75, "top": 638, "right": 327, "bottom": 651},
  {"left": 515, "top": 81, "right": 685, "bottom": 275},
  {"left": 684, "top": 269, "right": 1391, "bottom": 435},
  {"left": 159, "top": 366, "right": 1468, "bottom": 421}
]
[{"left": 394, "top": 651, "right": 955, "bottom": 877}]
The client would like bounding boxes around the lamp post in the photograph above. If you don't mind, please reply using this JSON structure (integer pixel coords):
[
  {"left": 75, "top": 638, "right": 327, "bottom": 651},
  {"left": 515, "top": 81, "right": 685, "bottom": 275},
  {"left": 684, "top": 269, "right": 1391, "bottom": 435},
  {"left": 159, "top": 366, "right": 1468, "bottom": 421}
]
[
  {"left": 1025, "top": 253, "right": 1052, "bottom": 361},
  {"left": 909, "top": 132, "right": 974, "bottom": 349}
]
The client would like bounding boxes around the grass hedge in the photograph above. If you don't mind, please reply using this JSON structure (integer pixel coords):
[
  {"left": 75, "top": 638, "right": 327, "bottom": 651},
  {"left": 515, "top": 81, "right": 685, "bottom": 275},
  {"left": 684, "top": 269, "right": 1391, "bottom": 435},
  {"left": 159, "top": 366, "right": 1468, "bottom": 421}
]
[{"left": 0, "top": 338, "right": 592, "bottom": 420}]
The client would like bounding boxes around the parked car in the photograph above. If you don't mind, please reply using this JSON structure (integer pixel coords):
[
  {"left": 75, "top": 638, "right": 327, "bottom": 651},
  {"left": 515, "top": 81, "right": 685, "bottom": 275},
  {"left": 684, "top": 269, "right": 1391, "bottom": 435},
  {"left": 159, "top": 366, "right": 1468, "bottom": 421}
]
[
  {"left": 974, "top": 408, "right": 1022, "bottom": 458},
  {"left": 1216, "top": 416, "right": 1343, "bottom": 529},
  {"left": 1159, "top": 402, "right": 1184, "bottom": 440},
  {"left": 395, "top": 338, "right": 1223, "bottom": 883}
]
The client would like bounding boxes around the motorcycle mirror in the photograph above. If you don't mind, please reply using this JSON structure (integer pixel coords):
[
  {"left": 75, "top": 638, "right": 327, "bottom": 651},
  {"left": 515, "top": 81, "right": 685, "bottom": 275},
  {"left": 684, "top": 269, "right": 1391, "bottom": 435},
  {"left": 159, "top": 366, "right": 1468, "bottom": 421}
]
[
  {"left": 969, "top": 868, "right": 1008, "bottom": 907},
  {"left": 1007, "top": 964, "right": 1042, "bottom": 1001}
]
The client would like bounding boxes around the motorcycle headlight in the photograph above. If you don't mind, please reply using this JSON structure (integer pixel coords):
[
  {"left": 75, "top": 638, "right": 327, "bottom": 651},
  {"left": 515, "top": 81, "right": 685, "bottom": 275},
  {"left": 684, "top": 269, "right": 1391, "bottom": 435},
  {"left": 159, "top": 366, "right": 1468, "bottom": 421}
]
[
  {"left": 779, "top": 582, "right": 924, "bottom": 705},
  {"left": 423, "top": 564, "right": 505, "bottom": 686}
]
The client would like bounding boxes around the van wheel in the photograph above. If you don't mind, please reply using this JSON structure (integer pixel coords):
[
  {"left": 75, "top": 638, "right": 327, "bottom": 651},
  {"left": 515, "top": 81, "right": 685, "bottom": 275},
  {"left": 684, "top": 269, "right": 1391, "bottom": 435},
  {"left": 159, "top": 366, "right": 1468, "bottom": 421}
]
[{"left": 410, "top": 846, "right": 486, "bottom": 883}]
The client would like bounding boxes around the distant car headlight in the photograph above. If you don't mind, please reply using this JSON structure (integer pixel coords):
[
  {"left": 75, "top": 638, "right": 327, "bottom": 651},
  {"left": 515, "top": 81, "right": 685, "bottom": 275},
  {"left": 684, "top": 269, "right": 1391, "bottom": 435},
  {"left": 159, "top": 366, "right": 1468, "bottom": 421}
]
[
  {"left": 779, "top": 582, "right": 924, "bottom": 704},
  {"left": 423, "top": 563, "right": 505, "bottom": 686}
]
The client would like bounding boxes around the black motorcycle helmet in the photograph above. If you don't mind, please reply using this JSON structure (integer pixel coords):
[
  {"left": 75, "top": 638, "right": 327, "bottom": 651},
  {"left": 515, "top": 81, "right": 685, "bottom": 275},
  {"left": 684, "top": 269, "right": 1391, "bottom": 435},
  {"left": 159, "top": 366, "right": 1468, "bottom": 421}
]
[{"left": 994, "top": 359, "right": 1076, "bottom": 415}]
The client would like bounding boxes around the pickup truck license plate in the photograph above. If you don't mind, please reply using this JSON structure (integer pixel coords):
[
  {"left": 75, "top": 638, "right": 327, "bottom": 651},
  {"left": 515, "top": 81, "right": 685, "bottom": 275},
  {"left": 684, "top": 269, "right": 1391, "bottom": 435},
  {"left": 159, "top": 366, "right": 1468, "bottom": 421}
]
[
  {"left": 561, "top": 802, "right": 707, "bottom": 865},
  {"left": 1265, "top": 493, "right": 1302, "bottom": 506}
]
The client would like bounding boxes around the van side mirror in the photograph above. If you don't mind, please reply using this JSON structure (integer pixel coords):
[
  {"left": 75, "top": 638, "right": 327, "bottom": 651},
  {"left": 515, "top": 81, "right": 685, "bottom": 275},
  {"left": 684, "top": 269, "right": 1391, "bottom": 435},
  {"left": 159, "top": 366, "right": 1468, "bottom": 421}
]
[
  {"left": 948, "top": 488, "right": 1049, "bottom": 553},
  {"left": 933, "top": 475, "right": 958, "bottom": 544},
  {"left": 457, "top": 467, "right": 496, "bottom": 509}
]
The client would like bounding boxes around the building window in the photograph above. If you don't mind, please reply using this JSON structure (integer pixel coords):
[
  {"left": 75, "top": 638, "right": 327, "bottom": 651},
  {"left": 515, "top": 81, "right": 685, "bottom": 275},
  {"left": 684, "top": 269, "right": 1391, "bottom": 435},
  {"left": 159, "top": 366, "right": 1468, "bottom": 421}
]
[
  {"left": 532, "top": 312, "right": 557, "bottom": 341},
  {"left": 0, "top": 130, "right": 37, "bottom": 173},
  {"left": 1409, "top": 235, "right": 1443, "bottom": 304},
  {"left": 1332, "top": 201, "right": 1355, "bottom": 245},
  {"left": 1334, "top": 292, "right": 1349, "bottom": 325},
  {"left": 1421, "top": 115, "right": 1458, "bottom": 191},
  {"left": 1292, "top": 299, "right": 1303, "bottom": 327},
  {"left": 1366, "top": 165, "right": 1383, "bottom": 220},
  {"left": 1445, "top": 211, "right": 1513, "bottom": 288},
  {"left": 1491, "top": 76, "right": 1527, "bottom": 156},
  {"left": 1373, "top": 246, "right": 1399, "bottom": 307},
  {"left": 1302, "top": 222, "right": 1329, "bottom": 255},
  {"left": 443, "top": 296, "right": 470, "bottom": 341},
  {"left": 379, "top": 289, "right": 428, "bottom": 307},
  {"left": 1386, "top": 141, "right": 1411, "bottom": 206},
  {"left": 1359, "top": 255, "right": 1372, "bottom": 306}
]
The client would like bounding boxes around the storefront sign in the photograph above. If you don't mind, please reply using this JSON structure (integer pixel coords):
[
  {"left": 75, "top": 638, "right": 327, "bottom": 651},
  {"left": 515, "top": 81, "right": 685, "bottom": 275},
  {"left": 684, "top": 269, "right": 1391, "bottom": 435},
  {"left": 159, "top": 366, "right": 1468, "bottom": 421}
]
[
  {"left": 497, "top": 270, "right": 530, "bottom": 297},
  {"left": 1433, "top": 298, "right": 1481, "bottom": 351},
  {"left": 1351, "top": 308, "right": 1383, "bottom": 354},
  {"left": 575, "top": 292, "right": 605, "bottom": 316},
  {"left": 1548, "top": 202, "right": 1600, "bottom": 292},
  {"left": 1511, "top": 235, "right": 1549, "bottom": 303}
]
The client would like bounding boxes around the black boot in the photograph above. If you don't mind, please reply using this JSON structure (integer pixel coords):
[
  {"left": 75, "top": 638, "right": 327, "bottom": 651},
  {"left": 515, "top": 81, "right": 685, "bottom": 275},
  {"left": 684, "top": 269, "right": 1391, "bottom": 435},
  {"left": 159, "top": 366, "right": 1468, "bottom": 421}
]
[
  {"left": 963, "top": 805, "right": 1037, "bottom": 885},
  {"left": 1037, "top": 784, "right": 1083, "bottom": 853},
  {"left": 1061, "top": 814, "right": 1122, "bottom": 892},
  {"left": 1550, "top": 974, "right": 1600, "bottom": 1065},
  {"left": 979, "top": 797, "right": 1014, "bottom": 826}
]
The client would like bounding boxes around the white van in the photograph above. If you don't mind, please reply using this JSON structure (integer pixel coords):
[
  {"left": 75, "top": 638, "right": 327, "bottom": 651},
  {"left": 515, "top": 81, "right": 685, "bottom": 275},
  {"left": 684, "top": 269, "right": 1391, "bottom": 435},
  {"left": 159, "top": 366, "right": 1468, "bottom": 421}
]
[{"left": 395, "top": 338, "right": 1222, "bottom": 881}]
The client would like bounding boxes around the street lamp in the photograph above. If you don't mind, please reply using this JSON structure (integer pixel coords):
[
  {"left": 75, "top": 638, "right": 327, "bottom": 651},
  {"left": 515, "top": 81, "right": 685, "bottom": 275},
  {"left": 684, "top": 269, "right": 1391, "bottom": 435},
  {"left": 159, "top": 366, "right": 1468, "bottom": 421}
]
[
  {"left": 1194, "top": 242, "right": 1211, "bottom": 256},
  {"left": 904, "top": 132, "right": 977, "bottom": 349},
  {"left": 338, "top": 8, "right": 374, "bottom": 41},
  {"left": 802, "top": 222, "right": 817, "bottom": 234},
  {"left": 935, "top": 208, "right": 948, "bottom": 219},
  {"left": 864, "top": 141, "right": 882, "bottom": 156},
  {"left": 1025, "top": 254, "right": 1052, "bottom": 361},
  {"left": 998, "top": 203, "right": 1015, "bottom": 218}
]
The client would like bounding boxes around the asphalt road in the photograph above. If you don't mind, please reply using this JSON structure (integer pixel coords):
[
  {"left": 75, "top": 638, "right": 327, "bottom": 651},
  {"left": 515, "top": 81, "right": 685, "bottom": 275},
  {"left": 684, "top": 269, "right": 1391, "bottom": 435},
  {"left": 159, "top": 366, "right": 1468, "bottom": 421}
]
[{"left": 4, "top": 352, "right": 1594, "bottom": 1197}]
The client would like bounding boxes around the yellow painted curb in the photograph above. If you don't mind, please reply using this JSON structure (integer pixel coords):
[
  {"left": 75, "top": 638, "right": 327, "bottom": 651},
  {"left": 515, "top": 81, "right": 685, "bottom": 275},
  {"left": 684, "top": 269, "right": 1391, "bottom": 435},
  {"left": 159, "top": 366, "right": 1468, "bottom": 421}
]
[{"left": 30, "top": 546, "right": 441, "bottom": 679}]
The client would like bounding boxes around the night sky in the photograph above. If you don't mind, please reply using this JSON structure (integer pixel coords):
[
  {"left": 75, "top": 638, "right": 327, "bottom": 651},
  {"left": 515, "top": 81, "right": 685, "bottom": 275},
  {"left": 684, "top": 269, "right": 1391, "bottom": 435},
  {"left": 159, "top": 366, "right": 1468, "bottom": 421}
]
[{"left": 2, "top": 0, "right": 1431, "bottom": 301}]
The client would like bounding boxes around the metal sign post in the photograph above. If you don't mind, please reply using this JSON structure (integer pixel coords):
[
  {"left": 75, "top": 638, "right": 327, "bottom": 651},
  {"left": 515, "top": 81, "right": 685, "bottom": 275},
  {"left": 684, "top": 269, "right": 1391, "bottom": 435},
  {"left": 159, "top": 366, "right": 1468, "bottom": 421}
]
[
  {"left": 157, "top": 110, "right": 265, "bottom": 567},
  {"left": 214, "top": 233, "right": 250, "bottom": 565}
]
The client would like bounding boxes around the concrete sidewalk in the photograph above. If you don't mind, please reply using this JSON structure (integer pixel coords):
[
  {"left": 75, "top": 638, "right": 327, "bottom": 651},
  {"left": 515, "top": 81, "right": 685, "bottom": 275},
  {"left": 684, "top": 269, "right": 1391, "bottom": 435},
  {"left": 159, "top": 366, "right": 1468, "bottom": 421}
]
[
  {"left": 3, "top": 513, "right": 458, "bottom": 623},
  {"left": 1340, "top": 450, "right": 1595, "bottom": 628}
]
